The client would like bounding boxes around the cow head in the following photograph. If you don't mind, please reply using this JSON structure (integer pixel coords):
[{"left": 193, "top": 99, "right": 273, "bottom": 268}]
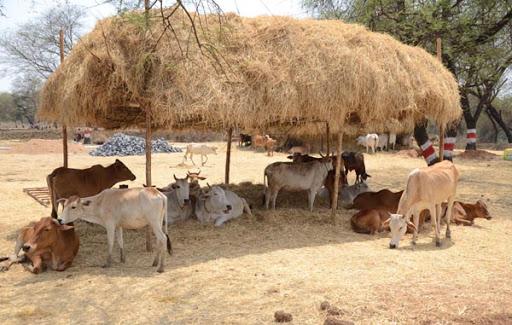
[
  {"left": 200, "top": 185, "right": 232, "bottom": 214},
  {"left": 473, "top": 200, "right": 492, "bottom": 220},
  {"left": 22, "top": 217, "right": 74, "bottom": 254},
  {"left": 113, "top": 159, "right": 136, "bottom": 181},
  {"left": 172, "top": 174, "right": 191, "bottom": 208},
  {"left": 58, "top": 196, "right": 91, "bottom": 224},
  {"left": 384, "top": 213, "right": 416, "bottom": 249}
]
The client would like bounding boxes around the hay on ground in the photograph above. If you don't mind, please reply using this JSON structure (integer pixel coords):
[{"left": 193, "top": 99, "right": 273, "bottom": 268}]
[{"left": 38, "top": 8, "right": 461, "bottom": 135}]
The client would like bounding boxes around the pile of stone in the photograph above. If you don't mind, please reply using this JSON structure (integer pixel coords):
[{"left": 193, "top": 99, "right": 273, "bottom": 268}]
[{"left": 89, "top": 133, "right": 182, "bottom": 156}]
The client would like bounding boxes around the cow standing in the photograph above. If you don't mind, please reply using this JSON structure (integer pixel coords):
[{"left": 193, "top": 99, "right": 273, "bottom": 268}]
[
  {"left": 264, "top": 158, "right": 333, "bottom": 211},
  {"left": 47, "top": 159, "right": 136, "bottom": 218},
  {"left": 183, "top": 144, "right": 218, "bottom": 166},
  {"left": 0, "top": 217, "right": 79, "bottom": 274},
  {"left": 386, "top": 161, "right": 459, "bottom": 248},
  {"left": 58, "top": 187, "right": 171, "bottom": 272},
  {"left": 342, "top": 152, "right": 370, "bottom": 184}
]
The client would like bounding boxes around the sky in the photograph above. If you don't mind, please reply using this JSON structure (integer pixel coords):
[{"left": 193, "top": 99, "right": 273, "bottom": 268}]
[{"left": 0, "top": 0, "right": 308, "bottom": 92}]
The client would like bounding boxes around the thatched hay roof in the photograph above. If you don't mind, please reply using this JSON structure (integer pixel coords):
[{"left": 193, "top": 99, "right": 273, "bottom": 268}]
[{"left": 38, "top": 9, "right": 461, "bottom": 135}]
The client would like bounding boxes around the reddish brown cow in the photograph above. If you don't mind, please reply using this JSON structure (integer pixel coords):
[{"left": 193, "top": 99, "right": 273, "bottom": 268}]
[
  {"left": 422, "top": 200, "right": 492, "bottom": 226},
  {"left": 0, "top": 217, "right": 79, "bottom": 273},
  {"left": 352, "top": 189, "right": 404, "bottom": 212},
  {"left": 47, "top": 159, "right": 136, "bottom": 218},
  {"left": 351, "top": 209, "right": 424, "bottom": 235}
]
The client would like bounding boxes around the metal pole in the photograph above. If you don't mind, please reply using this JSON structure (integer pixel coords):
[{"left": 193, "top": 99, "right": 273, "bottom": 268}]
[
  {"left": 436, "top": 37, "right": 445, "bottom": 162},
  {"left": 330, "top": 132, "right": 343, "bottom": 224},
  {"left": 225, "top": 128, "right": 233, "bottom": 184},
  {"left": 59, "top": 29, "right": 68, "bottom": 168}
]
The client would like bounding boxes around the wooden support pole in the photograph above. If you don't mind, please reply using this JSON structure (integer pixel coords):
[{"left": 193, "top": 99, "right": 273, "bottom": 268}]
[
  {"left": 225, "top": 128, "right": 233, "bottom": 184},
  {"left": 59, "top": 29, "right": 68, "bottom": 168},
  {"left": 330, "top": 132, "right": 343, "bottom": 224},
  {"left": 436, "top": 36, "right": 445, "bottom": 162},
  {"left": 326, "top": 122, "right": 331, "bottom": 155},
  {"left": 145, "top": 109, "right": 153, "bottom": 252}
]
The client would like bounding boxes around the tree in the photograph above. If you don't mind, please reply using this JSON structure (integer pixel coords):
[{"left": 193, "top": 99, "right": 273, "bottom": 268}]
[
  {"left": 10, "top": 74, "right": 42, "bottom": 127},
  {"left": 303, "top": 0, "right": 512, "bottom": 149},
  {"left": 0, "top": 92, "right": 15, "bottom": 122},
  {"left": 0, "top": 3, "right": 85, "bottom": 79}
]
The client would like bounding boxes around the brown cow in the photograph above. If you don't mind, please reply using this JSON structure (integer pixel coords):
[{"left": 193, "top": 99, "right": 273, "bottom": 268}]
[
  {"left": 421, "top": 200, "right": 492, "bottom": 226},
  {"left": 352, "top": 189, "right": 404, "bottom": 212},
  {"left": 47, "top": 159, "right": 136, "bottom": 218},
  {"left": 351, "top": 209, "right": 424, "bottom": 235},
  {"left": 0, "top": 217, "right": 79, "bottom": 273},
  {"left": 342, "top": 152, "right": 370, "bottom": 184}
]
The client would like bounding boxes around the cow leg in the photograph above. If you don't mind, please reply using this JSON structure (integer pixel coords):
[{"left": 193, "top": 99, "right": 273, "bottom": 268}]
[
  {"left": 202, "top": 154, "right": 208, "bottom": 166},
  {"left": 24, "top": 255, "right": 43, "bottom": 274},
  {"left": 116, "top": 227, "right": 125, "bottom": 263},
  {"left": 271, "top": 188, "right": 279, "bottom": 210},
  {"left": 264, "top": 187, "right": 271, "bottom": 210},
  {"left": 190, "top": 154, "right": 196, "bottom": 166},
  {"left": 445, "top": 198, "right": 454, "bottom": 239},
  {"left": 411, "top": 210, "right": 419, "bottom": 245},
  {"left": 308, "top": 189, "right": 316, "bottom": 212},
  {"left": 103, "top": 225, "right": 115, "bottom": 268},
  {"left": 214, "top": 215, "right": 230, "bottom": 227},
  {"left": 429, "top": 206, "right": 441, "bottom": 247},
  {"left": 150, "top": 222, "right": 166, "bottom": 273}
]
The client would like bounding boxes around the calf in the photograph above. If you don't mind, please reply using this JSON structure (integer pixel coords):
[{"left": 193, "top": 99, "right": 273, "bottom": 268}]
[
  {"left": 183, "top": 144, "right": 218, "bottom": 166},
  {"left": 47, "top": 159, "right": 136, "bottom": 218},
  {"left": 58, "top": 187, "right": 171, "bottom": 272},
  {"left": 352, "top": 189, "right": 404, "bottom": 212},
  {"left": 386, "top": 161, "right": 459, "bottom": 248},
  {"left": 1, "top": 217, "right": 79, "bottom": 274},
  {"left": 422, "top": 200, "right": 492, "bottom": 226},
  {"left": 342, "top": 151, "right": 370, "bottom": 184},
  {"left": 350, "top": 209, "right": 389, "bottom": 234},
  {"left": 264, "top": 158, "right": 333, "bottom": 211},
  {"left": 196, "top": 185, "right": 252, "bottom": 226}
]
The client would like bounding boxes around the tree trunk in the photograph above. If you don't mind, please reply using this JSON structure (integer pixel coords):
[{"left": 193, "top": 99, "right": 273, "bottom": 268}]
[
  {"left": 461, "top": 93, "right": 477, "bottom": 150},
  {"left": 486, "top": 110, "right": 499, "bottom": 143},
  {"left": 331, "top": 132, "right": 343, "bottom": 224},
  {"left": 225, "top": 128, "right": 233, "bottom": 184},
  {"left": 487, "top": 104, "right": 512, "bottom": 143}
]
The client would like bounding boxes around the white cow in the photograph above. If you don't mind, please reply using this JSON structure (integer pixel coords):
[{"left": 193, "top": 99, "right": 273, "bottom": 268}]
[
  {"left": 264, "top": 159, "right": 333, "bottom": 211},
  {"left": 183, "top": 144, "right": 218, "bottom": 166},
  {"left": 195, "top": 186, "right": 252, "bottom": 226},
  {"left": 58, "top": 187, "right": 171, "bottom": 272},
  {"left": 389, "top": 133, "right": 397, "bottom": 150},
  {"left": 377, "top": 134, "right": 388, "bottom": 151},
  {"left": 385, "top": 161, "right": 459, "bottom": 248},
  {"left": 357, "top": 134, "right": 379, "bottom": 153},
  {"left": 160, "top": 175, "right": 192, "bottom": 224}
]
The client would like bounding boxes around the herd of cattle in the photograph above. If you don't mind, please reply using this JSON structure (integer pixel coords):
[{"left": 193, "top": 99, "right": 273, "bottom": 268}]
[{"left": 0, "top": 139, "right": 492, "bottom": 274}]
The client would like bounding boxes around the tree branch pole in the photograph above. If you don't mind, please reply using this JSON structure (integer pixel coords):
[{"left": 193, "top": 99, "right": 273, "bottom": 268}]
[
  {"left": 326, "top": 122, "right": 331, "bottom": 155},
  {"left": 144, "top": 0, "right": 152, "bottom": 252},
  {"left": 59, "top": 29, "right": 68, "bottom": 168},
  {"left": 225, "top": 128, "right": 233, "bottom": 184},
  {"left": 331, "top": 132, "right": 343, "bottom": 224},
  {"left": 436, "top": 37, "right": 445, "bottom": 162}
]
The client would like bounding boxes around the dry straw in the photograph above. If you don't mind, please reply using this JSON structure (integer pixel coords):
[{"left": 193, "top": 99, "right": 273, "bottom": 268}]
[{"left": 38, "top": 8, "right": 461, "bottom": 135}]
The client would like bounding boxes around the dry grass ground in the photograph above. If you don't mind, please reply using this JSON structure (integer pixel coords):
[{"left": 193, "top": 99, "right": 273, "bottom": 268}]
[{"left": 0, "top": 141, "right": 511, "bottom": 324}]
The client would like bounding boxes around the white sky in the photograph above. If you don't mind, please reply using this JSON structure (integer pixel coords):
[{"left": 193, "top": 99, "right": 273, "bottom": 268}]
[{"left": 0, "top": 0, "right": 308, "bottom": 91}]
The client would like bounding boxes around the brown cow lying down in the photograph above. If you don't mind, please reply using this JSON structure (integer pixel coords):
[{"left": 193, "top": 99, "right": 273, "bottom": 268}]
[
  {"left": 421, "top": 200, "right": 492, "bottom": 226},
  {"left": 351, "top": 189, "right": 404, "bottom": 212},
  {"left": 0, "top": 217, "right": 79, "bottom": 274},
  {"left": 351, "top": 209, "right": 423, "bottom": 235}
]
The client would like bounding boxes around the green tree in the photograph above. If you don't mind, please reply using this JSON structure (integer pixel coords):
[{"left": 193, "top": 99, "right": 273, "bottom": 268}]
[{"left": 0, "top": 92, "right": 15, "bottom": 122}]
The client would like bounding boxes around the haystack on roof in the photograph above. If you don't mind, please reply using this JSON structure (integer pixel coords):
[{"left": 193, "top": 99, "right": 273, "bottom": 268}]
[{"left": 38, "top": 8, "right": 461, "bottom": 135}]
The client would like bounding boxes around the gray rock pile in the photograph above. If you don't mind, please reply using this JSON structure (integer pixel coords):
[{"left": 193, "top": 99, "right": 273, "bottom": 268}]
[{"left": 90, "top": 133, "right": 182, "bottom": 156}]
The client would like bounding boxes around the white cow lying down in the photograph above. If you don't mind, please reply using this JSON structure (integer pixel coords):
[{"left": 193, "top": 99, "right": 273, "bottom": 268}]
[
  {"left": 183, "top": 144, "right": 218, "bottom": 166},
  {"left": 195, "top": 185, "right": 252, "bottom": 226}
]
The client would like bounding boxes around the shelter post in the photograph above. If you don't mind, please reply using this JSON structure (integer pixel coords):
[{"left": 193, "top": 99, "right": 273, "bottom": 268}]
[
  {"left": 330, "top": 132, "right": 343, "bottom": 224},
  {"left": 225, "top": 128, "right": 233, "bottom": 184},
  {"left": 326, "top": 122, "right": 331, "bottom": 155},
  {"left": 436, "top": 36, "right": 445, "bottom": 161},
  {"left": 59, "top": 29, "right": 68, "bottom": 168},
  {"left": 145, "top": 109, "right": 153, "bottom": 252}
]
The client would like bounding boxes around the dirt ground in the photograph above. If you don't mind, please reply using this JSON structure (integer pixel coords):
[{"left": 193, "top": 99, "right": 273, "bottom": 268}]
[{"left": 0, "top": 140, "right": 511, "bottom": 324}]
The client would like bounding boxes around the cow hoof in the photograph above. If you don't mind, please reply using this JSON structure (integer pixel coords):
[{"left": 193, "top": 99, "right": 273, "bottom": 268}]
[
  {"left": 436, "top": 240, "right": 441, "bottom": 247},
  {"left": 152, "top": 260, "right": 158, "bottom": 267},
  {"left": 157, "top": 268, "right": 164, "bottom": 273}
]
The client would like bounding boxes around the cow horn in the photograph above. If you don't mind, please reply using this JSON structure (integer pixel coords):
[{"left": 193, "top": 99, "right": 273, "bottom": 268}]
[
  {"left": 173, "top": 174, "right": 178, "bottom": 181},
  {"left": 207, "top": 183, "right": 212, "bottom": 189},
  {"left": 319, "top": 151, "right": 325, "bottom": 158}
]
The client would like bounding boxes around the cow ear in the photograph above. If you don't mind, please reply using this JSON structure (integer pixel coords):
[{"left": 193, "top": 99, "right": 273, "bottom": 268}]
[
  {"left": 82, "top": 200, "right": 91, "bottom": 206},
  {"left": 174, "top": 174, "right": 178, "bottom": 181},
  {"left": 406, "top": 220, "right": 417, "bottom": 232},
  {"left": 197, "top": 176, "right": 206, "bottom": 180},
  {"left": 115, "top": 159, "right": 121, "bottom": 163},
  {"left": 60, "top": 224, "right": 74, "bottom": 231},
  {"left": 382, "top": 218, "right": 390, "bottom": 227}
]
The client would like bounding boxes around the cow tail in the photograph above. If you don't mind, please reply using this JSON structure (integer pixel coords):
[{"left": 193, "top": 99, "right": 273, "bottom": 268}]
[
  {"left": 262, "top": 169, "right": 268, "bottom": 206},
  {"left": 46, "top": 173, "right": 58, "bottom": 219},
  {"left": 161, "top": 195, "right": 173, "bottom": 256}
]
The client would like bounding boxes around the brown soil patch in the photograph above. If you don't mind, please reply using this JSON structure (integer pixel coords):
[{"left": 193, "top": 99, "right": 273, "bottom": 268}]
[
  {"left": 395, "top": 149, "right": 421, "bottom": 158},
  {"left": 456, "top": 149, "right": 499, "bottom": 160},
  {"left": 7, "top": 139, "right": 88, "bottom": 154}
]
